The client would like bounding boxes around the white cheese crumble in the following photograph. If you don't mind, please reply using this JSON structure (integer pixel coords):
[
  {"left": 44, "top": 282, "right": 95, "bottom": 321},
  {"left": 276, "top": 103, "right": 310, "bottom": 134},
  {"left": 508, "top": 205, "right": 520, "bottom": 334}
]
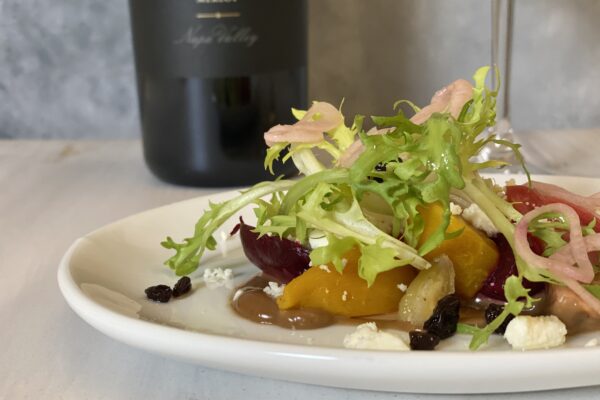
[
  {"left": 263, "top": 281, "right": 285, "bottom": 299},
  {"left": 461, "top": 203, "right": 499, "bottom": 236},
  {"left": 203, "top": 267, "right": 234, "bottom": 289},
  {"left": 397, "top": 283, "right": 408, "bottom": 292},
  {"left": 342, "top": 290, "right": 348, "bottom": 301},
  {"left": 219, "top": 230, "right": 229, "bottom": 257},
  {"left": 584, "top": 338, "right": 599, "bottom": 347},
  {"left": 343, "top": 322, "right": 409, "bottom": 351},
  {"left": 341, "top": 258, "right": 348, "bottom": 267},
  {"left": 318, "top": 264, "right": 331, "bottom": 273},
  {"left": 449, "top": 202, "right": 463, "bottom": 216},
  {"left": 504, "top": 315, "right": 567, "bottom": 350}
]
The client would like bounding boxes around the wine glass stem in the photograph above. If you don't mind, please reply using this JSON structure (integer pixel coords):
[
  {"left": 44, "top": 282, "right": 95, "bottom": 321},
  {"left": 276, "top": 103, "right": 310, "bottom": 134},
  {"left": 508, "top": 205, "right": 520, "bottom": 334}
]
[{"left": 491, "top": 0, "right": 514, "bottom": 127}]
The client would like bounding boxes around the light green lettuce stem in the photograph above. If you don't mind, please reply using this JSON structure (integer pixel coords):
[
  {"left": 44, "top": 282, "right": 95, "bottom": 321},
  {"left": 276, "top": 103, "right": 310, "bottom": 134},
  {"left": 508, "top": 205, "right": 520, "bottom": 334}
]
[
  {"left": 291, "top": 148, "right": 326, "bottom": 176},
  {"left": 280, "top": 169, "right": 350, "bottom": 214},
  {"left": 462, "top": 176, "right": 517, "bottom": 246}
]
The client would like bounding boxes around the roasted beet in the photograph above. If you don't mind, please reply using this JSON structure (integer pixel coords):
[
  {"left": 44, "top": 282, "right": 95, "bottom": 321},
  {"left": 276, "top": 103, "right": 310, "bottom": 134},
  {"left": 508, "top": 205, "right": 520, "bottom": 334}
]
[
  {"left": 238, "top": 219, "right": 310, "bottom": 283},
  {"left": 478, "top": 234, "right": 545, "bottom": 301}
]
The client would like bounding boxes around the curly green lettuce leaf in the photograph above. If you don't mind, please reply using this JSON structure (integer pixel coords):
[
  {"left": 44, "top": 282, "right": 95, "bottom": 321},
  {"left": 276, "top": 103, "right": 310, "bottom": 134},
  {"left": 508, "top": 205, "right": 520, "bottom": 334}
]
[
  {"left": 295, "top": 182, "right": 429, "bottom": 285},
  {"left": 468, "top": 275, "right": 536, "bottom": 350},
  {"left": 162, "top": 180, "right": 295, "bottom": 276},
  {"left": 310, "top": 234, "right": 358, "bottom": 273},
  {"left": 264, "top": 104, "right": 362, "bottom": 175}
]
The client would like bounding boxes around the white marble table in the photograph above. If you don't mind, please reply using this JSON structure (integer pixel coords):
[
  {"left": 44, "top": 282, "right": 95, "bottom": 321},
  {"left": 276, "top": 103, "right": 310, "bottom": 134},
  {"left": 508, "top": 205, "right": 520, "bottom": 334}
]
[{"left": 2, "top": 137, "right": 600, "bottom": 400}]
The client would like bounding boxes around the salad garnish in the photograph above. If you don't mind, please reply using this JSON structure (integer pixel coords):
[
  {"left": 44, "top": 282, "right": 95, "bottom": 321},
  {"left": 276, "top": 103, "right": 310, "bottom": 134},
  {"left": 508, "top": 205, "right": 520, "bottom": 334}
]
[{"left": 162, "top": 66, "right": 600, "bottom": 350}]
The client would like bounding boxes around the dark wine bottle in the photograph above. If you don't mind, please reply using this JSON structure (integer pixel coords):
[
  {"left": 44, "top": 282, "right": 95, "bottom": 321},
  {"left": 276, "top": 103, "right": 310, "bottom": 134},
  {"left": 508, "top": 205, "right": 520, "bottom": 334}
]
[{"left": 129, "top": 0, "right": 307, "bottom": 186}]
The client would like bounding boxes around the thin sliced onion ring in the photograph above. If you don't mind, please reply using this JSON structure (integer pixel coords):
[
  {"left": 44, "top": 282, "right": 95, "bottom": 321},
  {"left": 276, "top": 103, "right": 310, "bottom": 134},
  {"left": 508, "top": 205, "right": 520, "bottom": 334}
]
[
  {"left": 532, "top": 181, "right": 600, "bottom": 218},
  {"left": 264, "top": 102, "right": 343, "bottom": 147},
  {"left": 515, "top": 203, "right": 594, "bottom": 283},
  {"left": 515, "top": 203, "right": 600, "bottom": 317}
]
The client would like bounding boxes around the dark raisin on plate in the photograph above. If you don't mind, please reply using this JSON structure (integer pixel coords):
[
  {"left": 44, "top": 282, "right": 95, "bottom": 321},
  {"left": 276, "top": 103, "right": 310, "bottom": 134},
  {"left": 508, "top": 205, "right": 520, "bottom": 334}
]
[
  {"left": 485, "top": 303, "right": 514, "bottom": 334},
  {"left": 172, "top": 276, "right": 192, "bottom": 297},
  {"left": 423, "top": 294, "right": 461, "bottom": 339},
  {"left": 145, "top": 285, "right": 172, "bottom": 303},
  {"left": 409, "top": 330, "right": 440, "bottom": 350}
]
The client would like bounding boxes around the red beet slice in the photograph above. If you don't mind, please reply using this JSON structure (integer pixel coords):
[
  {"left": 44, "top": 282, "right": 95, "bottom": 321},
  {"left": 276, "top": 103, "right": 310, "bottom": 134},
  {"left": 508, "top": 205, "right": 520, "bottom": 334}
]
[
  {"left": 478, "top": 234, "right": 545, "bottom": 301},
  {"left": 237, "top": 219, "right": 310, "bottom": 283},
  {"left": 506, "top": 184, "right": 600, "bottom": 232}
]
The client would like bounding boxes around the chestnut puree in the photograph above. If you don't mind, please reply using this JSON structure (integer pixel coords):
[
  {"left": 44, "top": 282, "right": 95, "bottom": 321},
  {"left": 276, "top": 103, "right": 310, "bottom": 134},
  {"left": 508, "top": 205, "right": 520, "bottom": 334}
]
[
  {"left": 232, "top": 274, "right": 477, "bottom": 331},
  {"left": 231, "top": 275, "right": 334, "bottom": 329},
  {"left": 232, "top": 275, "right": 600, "bottom": 334}
]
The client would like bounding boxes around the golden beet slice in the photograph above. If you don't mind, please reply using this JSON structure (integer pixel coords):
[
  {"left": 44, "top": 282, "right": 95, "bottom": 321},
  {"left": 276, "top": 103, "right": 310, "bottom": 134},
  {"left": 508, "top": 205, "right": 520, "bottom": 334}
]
[
  {"left": 417, "top": 203, "right": 499, "bottom": 299},
  {"left": 277, "top": 248, "right": 416, "bottom": 317}
]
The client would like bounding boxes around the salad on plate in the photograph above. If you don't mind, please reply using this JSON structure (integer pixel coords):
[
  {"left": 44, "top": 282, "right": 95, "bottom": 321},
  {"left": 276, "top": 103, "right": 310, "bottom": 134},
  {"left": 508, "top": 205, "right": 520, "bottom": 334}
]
[{"left": 158, "top": 66, "right": 600, "bottom": 351}]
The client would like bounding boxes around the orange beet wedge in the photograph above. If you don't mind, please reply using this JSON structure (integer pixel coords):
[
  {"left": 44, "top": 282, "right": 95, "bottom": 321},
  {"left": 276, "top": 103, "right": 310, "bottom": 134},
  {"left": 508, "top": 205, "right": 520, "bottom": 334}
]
[
  {"left": 417, "top": 203, "right": 499, "bottom": 299},
  {"left": 277, "top": 248, "right": 416, "bottom": 317}
]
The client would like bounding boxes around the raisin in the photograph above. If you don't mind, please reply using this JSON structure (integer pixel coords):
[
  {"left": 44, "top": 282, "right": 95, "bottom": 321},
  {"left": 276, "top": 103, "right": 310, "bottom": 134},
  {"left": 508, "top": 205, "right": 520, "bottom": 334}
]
[
  {"left": 423, "top": 294, "right": 460, "bottom": 339},
  {"left": 409, "top": 330, "right": 440, "bottom": 350},
  {"left": 172, "top": 276, "right": 192, "bottom": 297},
  {"left": 145, "top": 285, "right": 172, "bottom": 303},
  {"left": 485, "top": 303, "right": 514, "bottom": 334}
]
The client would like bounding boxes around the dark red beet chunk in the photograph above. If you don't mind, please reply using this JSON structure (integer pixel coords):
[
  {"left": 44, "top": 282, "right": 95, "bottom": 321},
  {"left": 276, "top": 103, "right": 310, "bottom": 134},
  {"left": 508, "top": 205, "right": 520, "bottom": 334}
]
[
  {"left": 238, "top": 219, "right": 310, "bottom": 284},
  {"left": 506, "top": 184, "right": 600, "bottom": 232},
  {"left": 478, "top": 235, "right": 545, "bottom": 301}
]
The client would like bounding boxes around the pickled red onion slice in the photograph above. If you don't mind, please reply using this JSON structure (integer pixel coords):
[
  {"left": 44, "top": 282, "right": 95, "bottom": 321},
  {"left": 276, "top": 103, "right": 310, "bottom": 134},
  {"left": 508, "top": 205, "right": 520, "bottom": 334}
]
[
  {"left": 532, "top": 181, "right": 600, "bottom": 218},
  {"left": 515, "top": 203, "right": 600, "bottom": 316},
  {"left": 264, "top": 102, "right": 343, "bottom": 147},
  {"left": 515, "top": 203, "right": 594, "bottom": 283}
]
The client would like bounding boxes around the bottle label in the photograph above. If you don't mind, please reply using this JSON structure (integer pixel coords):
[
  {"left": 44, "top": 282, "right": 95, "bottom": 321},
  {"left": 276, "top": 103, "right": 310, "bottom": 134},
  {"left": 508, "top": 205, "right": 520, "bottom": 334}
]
[{"left": 130, "top": 0, "right": 307, "bottom": 78}]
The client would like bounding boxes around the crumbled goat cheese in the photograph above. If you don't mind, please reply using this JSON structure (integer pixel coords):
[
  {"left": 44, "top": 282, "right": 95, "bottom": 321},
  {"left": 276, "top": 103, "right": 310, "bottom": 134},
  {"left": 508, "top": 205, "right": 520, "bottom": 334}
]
[
  {"left": 343, "top": 323, "right": 409, "bottom": 351},
  {"left": 341, "top": 258, "right": 348, "bottom": 267},
  {"left": 397, "top": 283, "right": 408, "bottom": 292},
  {"left": 342, "top": 290, "right": 348, "bottom": 301},
  {"left": 203, "top": 267, "right": 234, "bottom": 289},
  {"left": 219, "top": 230, "right": 229, "bottom": 257},
  {"left": 584, "top": 338, "right": 599, "bottom": 347},
  {"left": 318, "top": 264, "right": 331, "bottom": 273},
  {"left": 504, "top": 315, "right": 567, "bottom": 350},
  {"left": 462, "top": 203, "right": 499, "bottom": 236},
  {"left": 263, "top": 281, "right": 285, "bottom": 298},
  {"left": 449, "top": 202, "right": 463, "bottom": 216}
]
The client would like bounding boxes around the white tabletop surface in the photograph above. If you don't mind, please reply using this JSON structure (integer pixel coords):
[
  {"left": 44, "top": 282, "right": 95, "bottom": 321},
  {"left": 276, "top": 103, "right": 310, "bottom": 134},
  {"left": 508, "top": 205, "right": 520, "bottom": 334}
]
[{"left": 2, "top": 136, "right": 600, "bottom": 399}]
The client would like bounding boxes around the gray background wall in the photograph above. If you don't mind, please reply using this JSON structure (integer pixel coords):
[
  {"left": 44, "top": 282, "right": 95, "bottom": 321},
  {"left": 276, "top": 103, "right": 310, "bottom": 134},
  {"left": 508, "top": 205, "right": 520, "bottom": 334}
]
[{"left": 1, "top": 0, "right": 599, "bottom": 139}]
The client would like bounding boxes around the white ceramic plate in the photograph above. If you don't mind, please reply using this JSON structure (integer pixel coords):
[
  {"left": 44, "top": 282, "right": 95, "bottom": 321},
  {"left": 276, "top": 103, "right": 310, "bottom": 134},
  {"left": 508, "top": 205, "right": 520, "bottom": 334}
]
[{"left": 58, "top": 174, "right": 600, "bottom": 394}]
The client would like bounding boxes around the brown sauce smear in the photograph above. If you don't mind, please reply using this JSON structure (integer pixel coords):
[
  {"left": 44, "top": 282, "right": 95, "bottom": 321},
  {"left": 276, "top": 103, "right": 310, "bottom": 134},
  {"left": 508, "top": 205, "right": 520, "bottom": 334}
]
[
  {"left": 232, "top": 275, "right": 334, "bottom": 329},
  {"left": 232, "top": 274, "right": 600, "bottom": 335}
]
